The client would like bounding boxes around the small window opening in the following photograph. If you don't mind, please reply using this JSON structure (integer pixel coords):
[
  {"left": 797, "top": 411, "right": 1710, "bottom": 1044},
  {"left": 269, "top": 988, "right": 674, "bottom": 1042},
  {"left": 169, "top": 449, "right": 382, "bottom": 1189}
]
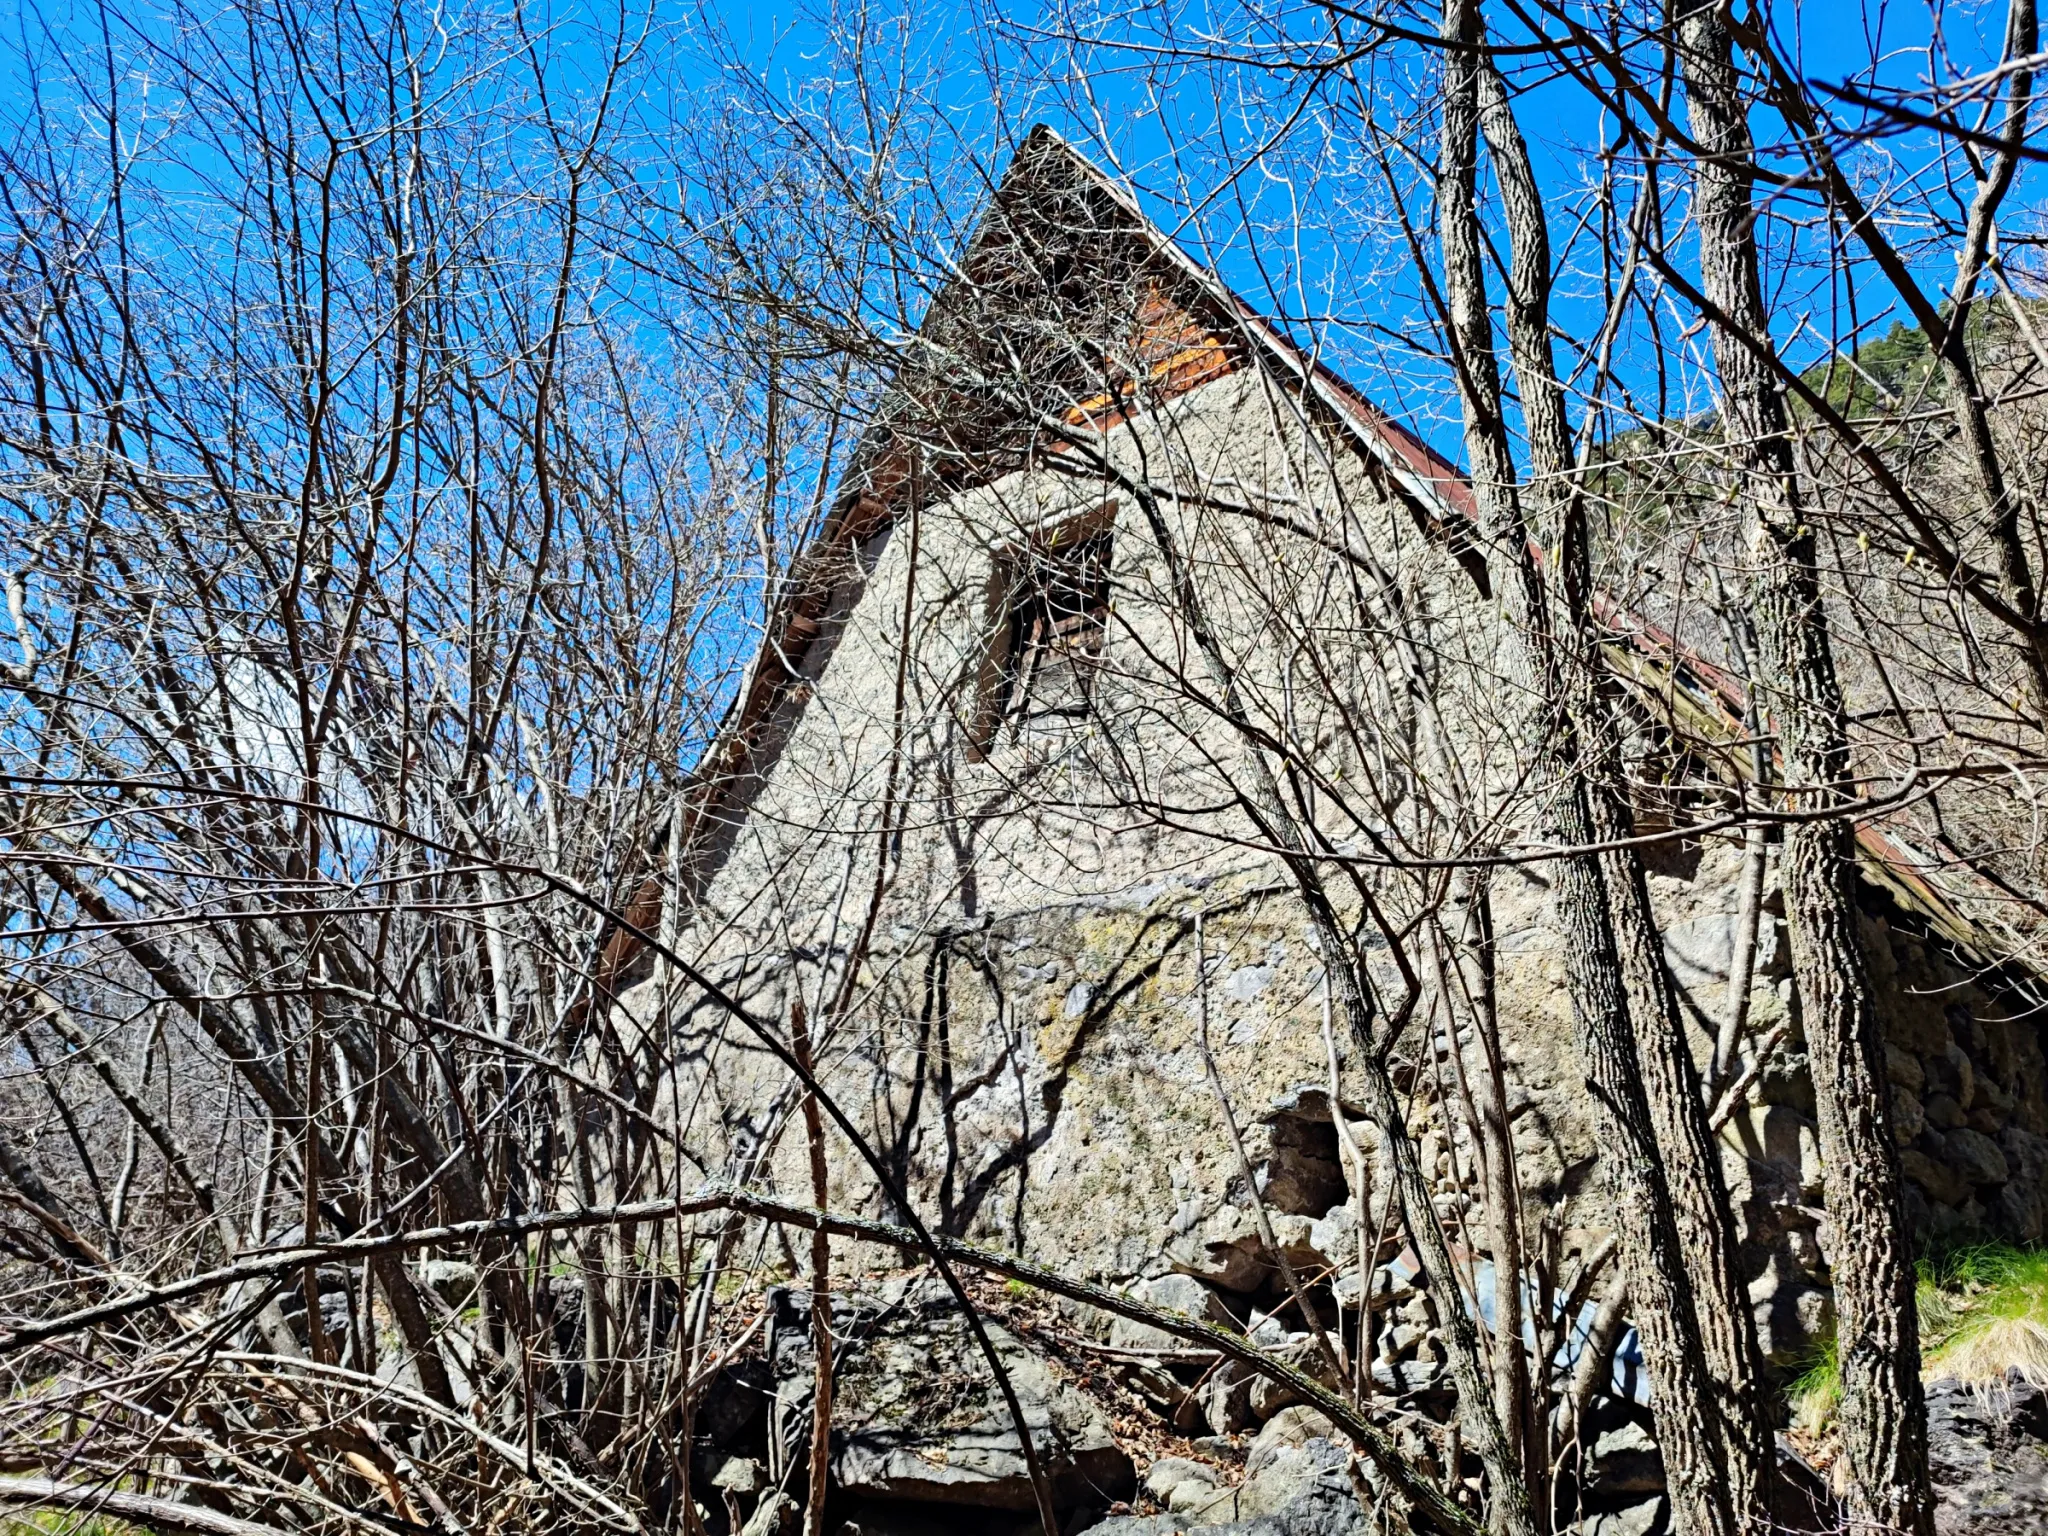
[{"left": 973, "top": 507, "right": 1115, "bottom": 753}]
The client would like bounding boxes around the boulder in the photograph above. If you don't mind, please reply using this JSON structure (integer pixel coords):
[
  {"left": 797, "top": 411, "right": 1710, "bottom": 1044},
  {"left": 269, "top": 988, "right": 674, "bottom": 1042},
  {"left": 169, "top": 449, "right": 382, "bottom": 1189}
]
[
  {"left": 1730, "top": 1104, "right": 1823, "bottom": 1201},
  {"left": 1170, "top": 1207, "right": 1269, "bottom": 1293},
  {"left": 1237, "top": 1438, "right": 1356, "bottom": 1520},
  {"left": 1946, "top": 1127, "right": 2012, "bottom": 1188},
  {"left": 1246, "top": 1313, "right": 1294, "bottom": 1348},
  {"left": 1385, "top": 1322, "right": 1429, "bottom": 1357},
  {"left": 1944, "top": 1040, "right": 1979, "bottom": 1109},
  {"left": 1248, "top": 1372, "right": 1300, "bottom": 1423},
  {"left": 738, "top": 1492, "right": 798, "bottom": 1536},
  {"left": 1306, "top": 1210, "right": 1358, "bottom": 1274},
  {"left": 1242, "top": 1331, "right": 1340, "bottom": 1423},
  {"left": 1199, "top": 1358, "right": 1260, "bottom": 1435},
  {"left": 1146, "top": 1457, "right": 1233, "bottom": 1519},
  {"left": 416, "top": 1259, "right": 479, "bottom": 1305},
  {"left": 835, "top": 1505, "right": 1043, "bottom": 1536},
  {"left": 1893, "top": 1091, "right": 1927, "bottom": 1146},
  {"left": 1118, "top": 1358, "right": 1196, "bottom": 1420},
  {"left": 1885, "top": 1043, "right": 1926, "bottom": 1097},
  {"left": 1332, "top": 1264, "right": 1413, "bottom": 1314},
  {"left": 1265, "top": 1213, "right": 1325, "bottom": 1273},
  {"left": 1585, "top": 1421, "right": 1664, "bottom": 1497},
  {"left": 1996, "top": 1128, "right": 2048, "bottom": 1241},
  {"left": 711, "top": 1457, "right": 768, "bottom": 1497},
  {"left": 1085, "top": 1437, "right": 1369, "bottom": 1535},
  {"left": 1146, "top": 1457, "right": 1219, "bottom": 1501},
  {"left": 1748, "top": 1262, "right": 1836, "bottom": 1365},
  {"left": 1903, "top": 1145, "right": 1973, "bottom": 1208},
  {"left": 1111, "top": 1273, "right": 1238, "bottom": 1352},
  {"left": 1579, "top": 1498, "right": 1666, "bottom": 1536},
  {"left": 1923, "top": 1372, "right": 2048, "bottom": 1534},
  {"left": 768, "top": 1282, "right": 1133, "bottom": 1512},
  {"left": 1250, "top": 1407, "right": 1338, "bottom": 1472},
  {"left": 1370, "top": 1355, "right": 1443, "bottom": 1396}
]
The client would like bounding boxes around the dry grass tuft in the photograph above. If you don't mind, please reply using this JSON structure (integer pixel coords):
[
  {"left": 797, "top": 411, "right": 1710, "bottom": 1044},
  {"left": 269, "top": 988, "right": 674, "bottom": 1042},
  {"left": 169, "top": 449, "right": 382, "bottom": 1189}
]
[
  {"left": 1787, "top": 1244, "right": 2048, "bottom": 1440},
  {"left": 1922, "top": 1245, "right": 2048, "bottom": 1387}
]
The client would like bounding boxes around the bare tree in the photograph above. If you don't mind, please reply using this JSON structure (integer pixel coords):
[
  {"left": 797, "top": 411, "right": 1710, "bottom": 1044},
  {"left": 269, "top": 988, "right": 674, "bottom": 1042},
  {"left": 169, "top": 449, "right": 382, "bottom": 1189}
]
[{"left": 0, "top": 6, "right": 2043, "bottom": 1536}]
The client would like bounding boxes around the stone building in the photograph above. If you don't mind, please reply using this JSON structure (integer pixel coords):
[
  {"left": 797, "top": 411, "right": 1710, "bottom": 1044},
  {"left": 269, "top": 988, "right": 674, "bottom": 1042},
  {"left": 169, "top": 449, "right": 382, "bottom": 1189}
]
[{"left": 625, "top": 127, "right": 2048, "bottom": 1375}]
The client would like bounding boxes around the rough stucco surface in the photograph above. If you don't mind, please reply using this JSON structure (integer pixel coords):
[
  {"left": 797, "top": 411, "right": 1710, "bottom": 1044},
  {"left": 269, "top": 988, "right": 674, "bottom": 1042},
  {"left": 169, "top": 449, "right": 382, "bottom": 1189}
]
[{"left": 631, "top": 366, "right": 2048, "bottom": 1368}]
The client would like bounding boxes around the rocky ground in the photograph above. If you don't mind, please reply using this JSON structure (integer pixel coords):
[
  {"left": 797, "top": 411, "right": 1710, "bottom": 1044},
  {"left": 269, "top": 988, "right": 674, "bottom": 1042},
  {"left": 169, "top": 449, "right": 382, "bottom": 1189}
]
[
  {"left": 684, "top": 1249, "right": 2048, "bottom": 1536},
  {"left": 1923, "top": 1373, "right": 2048, "bottom": 1534}
]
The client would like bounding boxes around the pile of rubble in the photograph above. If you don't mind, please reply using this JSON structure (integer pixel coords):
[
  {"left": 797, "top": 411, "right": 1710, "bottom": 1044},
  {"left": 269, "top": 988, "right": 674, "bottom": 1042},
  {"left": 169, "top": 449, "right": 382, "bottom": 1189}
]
[
  {"left": 688, "top": 1184, "right": 1668, "bottom": 1536},
  {"left": 693, "top": 1276, "right": 1133, "bottom": 1536},
  {"left": 686, "top": 1111, "right": 2048, "bottom": 1536}
]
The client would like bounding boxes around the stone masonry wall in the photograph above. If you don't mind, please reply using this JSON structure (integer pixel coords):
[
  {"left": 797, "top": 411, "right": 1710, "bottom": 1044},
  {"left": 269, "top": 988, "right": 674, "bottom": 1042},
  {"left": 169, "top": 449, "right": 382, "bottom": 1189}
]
[{"left": 643, "top": 363, "right": 2048, "bottom": 1382}]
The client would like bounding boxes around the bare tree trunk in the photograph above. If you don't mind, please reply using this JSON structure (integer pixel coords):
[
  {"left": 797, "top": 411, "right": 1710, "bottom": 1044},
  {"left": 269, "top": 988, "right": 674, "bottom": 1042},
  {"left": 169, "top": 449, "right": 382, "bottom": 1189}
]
[
  {"left": 1588, "top": 789, "right": 1772, "bottom": 1517},
  {"left": 791, "top": 1001, "right": 834, "bottom": 1536},
  {"left": 1436, "top": 14, "right": 1738, "bottom": 1536},
  {"left": 1714, "top": 825, "right": 1768, "bottom": 1088},
  {"left": 1942, "top": 0, "right": 2047, "bottom": 722},
  {"left": 1469, "top": 52, "right": 1773, "bottom": 1524},
  {"left": 1672, "top": 9, "right": 1934, "bottom": 1532},
  {"left": 1439, "top": 882, "right": 1538, "bottom": 1518}
]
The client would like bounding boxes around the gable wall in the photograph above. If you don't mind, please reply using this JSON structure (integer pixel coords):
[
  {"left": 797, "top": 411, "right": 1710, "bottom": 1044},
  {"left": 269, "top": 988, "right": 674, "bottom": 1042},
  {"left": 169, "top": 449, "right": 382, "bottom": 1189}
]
[{"left": 633, "top": 361, "right": 2048, "bottom": 1371}]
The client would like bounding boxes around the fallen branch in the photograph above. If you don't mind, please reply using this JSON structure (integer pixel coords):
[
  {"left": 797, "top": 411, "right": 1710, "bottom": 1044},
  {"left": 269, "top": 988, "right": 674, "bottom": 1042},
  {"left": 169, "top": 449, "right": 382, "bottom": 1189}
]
[
  {"left": 0, "top": 1195, "right": 697, "bottom": 1354},
  {"left": 1033, "top": 1330, "right": 1224, "bottom": 1364},
  {"left": 0, "top": 1185, "right": 1482, "bottom": 1536},
  {"left": 0, "top": 1476, "right": 292, "bottom": 1536}
]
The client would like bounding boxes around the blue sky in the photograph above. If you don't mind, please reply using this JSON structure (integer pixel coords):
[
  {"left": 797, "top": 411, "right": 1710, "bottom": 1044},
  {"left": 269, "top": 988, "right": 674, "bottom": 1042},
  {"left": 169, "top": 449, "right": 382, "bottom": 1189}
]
[
  {"left": 0, "top": 0, "right": 2033, "bottom": 800},
  {"left": 3, "top": 0, "right": 2011, "bottom": 467},
  {"left": 1, "top": 0, "right": 2030, "bottom": 673},
  {"left": 658, "top": 0, "right": 2008, "bottom": 462}
]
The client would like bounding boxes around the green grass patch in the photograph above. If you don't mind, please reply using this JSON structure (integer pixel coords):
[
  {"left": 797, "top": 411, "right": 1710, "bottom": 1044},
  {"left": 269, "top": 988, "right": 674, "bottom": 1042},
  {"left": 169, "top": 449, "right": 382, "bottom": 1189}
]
[
  {"left": 1919, "top": 1243, "right": 2048, "bottom": 1387},
  {"left": 1788, "top": 1243, "right": 2048, "bottom": 1431},
  {"left": 1787, "top": 1335, "right": 1840, "bottom": 1437}
]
